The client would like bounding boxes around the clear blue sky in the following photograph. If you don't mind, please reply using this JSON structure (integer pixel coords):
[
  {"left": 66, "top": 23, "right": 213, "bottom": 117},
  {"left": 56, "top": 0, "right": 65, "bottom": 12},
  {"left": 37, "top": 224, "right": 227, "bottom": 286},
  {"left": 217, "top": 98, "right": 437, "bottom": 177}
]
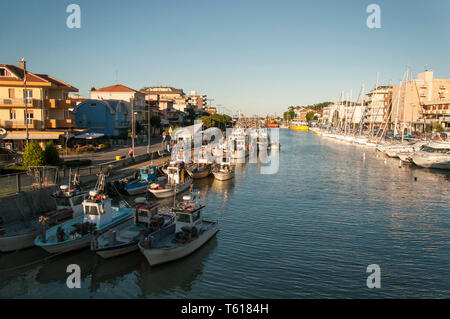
[{"left": 1, "top": 0, "right": 449, "bottom": 116}]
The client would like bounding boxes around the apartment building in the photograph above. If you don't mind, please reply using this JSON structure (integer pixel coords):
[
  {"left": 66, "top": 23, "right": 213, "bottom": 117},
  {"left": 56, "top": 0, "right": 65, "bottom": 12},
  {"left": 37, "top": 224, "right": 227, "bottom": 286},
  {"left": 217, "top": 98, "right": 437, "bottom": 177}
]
[{"left": 0, "top": 60, "right": 78, "bottom": 150}]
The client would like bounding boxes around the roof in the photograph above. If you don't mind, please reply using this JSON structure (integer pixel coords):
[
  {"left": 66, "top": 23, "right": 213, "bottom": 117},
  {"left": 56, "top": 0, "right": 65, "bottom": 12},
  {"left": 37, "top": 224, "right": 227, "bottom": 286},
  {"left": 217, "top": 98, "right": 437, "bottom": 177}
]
[
  {"left": 0, "top": 64, "right": 78, "bottom": 91},
  {"left": 91, "top": 84, "right": 138, "bottom": 93}
]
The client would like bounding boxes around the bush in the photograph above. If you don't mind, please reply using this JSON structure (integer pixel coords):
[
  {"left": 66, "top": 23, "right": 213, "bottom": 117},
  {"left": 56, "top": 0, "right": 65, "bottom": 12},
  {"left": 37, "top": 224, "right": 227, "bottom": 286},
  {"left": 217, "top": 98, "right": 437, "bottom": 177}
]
[
  {"left": 23, "top": 141, "right": 45, "bottom": 168},
  {"left": 44, "top": 141, "right": 60, "bottom": 166}
]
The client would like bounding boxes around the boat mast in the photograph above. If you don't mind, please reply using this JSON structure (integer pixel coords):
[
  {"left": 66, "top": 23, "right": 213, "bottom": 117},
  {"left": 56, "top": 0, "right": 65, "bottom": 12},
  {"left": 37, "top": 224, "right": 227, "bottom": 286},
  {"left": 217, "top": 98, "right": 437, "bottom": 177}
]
[{"left": 371, "top": 73, "right": 380, "bottom": 138}]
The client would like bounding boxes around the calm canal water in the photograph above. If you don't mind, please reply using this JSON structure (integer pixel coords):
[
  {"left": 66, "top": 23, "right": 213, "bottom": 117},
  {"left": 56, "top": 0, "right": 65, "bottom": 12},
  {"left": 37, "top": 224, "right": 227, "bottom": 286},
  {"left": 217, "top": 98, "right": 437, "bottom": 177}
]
[{"left": 1, "top": 129, "right": 449, "bottom": 298}]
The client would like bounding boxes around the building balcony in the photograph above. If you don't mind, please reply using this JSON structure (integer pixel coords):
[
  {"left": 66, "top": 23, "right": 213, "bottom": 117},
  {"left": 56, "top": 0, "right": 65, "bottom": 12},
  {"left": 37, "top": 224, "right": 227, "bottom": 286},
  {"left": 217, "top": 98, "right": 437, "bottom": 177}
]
[
  {"left": 0, "top": 119, "right": 42, "bottom": 129},
  {"left": 44, "top": 99, "right": 75, "bottom": 109},
  {"left": 0, "top": 98, "right": 43, "bottom": 108},
  {"left": 45, "top": 119, "right": 74, "bottom": 128}
]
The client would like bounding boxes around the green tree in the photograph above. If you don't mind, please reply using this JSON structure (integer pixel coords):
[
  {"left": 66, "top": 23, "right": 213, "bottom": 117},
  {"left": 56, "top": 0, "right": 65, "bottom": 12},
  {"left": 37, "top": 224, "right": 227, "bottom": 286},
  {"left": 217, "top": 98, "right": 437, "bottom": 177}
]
[
  {"left": 306, "top": 111, "right": 315, "bottom": 122},
  {"left": 44, "top": 141, "right": 60, "bottom": 166},
  {"left": 23, "top": 141, "right": 45, "bottom": 168},
  {"left": 185, "top": 105, "right": 197, "bottom": 125}
]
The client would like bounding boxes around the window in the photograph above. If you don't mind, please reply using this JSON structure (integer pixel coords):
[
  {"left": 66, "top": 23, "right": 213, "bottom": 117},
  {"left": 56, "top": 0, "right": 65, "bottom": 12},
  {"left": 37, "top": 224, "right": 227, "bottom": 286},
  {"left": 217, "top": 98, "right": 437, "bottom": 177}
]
[
  {"left": 85, "top": 205, "right": 98, "bottom": 215},
  {"left": 176, "top": 213, "right": 191, "bottom": 223},
  {"left": 25, "top": 111, "right": 33, "bottom": 125},
  {"left": 8, "top": 88, "right": 15, "bottom": 99},
  {"left": 192, "top": 211, "right": 200, "bottom": 222},
  {"left": 0, "top": 68, "right": 7, "bottom": 76},
  {"left": 10, "top": 110, "right": 16, "bottom": 120},
  {"left": 25, "top": 89, "right": 33, "bottom": 103}
]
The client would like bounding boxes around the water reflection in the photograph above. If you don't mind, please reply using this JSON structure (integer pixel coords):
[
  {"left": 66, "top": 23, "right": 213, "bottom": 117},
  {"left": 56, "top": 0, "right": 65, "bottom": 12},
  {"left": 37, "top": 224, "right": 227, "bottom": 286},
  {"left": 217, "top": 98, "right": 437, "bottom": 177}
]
[{"left": 136, "top": 237, "right": 218, "bottom": 298}]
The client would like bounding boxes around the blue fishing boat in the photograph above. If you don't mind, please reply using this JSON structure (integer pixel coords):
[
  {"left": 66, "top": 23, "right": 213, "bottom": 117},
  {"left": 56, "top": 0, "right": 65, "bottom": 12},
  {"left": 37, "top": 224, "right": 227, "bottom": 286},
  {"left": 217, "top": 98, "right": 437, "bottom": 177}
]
[{"left": 124, "top": 166, "right": 161, "bottom": 195}]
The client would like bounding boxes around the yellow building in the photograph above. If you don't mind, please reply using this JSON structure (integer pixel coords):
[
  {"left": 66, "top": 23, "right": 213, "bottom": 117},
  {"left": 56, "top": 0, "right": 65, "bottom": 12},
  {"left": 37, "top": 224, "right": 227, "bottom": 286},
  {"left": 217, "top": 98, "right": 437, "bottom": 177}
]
[
  {"left": 391, "top": 70, "right": 450, "bottom": 132},
  {"left": 0, "top": 60, "right": 78, "bottom": 150}
]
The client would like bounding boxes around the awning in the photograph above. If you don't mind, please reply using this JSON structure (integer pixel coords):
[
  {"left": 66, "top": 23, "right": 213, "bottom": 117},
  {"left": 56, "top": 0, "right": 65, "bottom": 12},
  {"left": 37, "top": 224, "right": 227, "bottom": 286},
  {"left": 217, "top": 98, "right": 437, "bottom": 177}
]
[
  {"left": 1, "top": 132, "right": 62, "bottom": 140},
  {"left": 75, "top": 132, "right": 105, "bottom": 139}
]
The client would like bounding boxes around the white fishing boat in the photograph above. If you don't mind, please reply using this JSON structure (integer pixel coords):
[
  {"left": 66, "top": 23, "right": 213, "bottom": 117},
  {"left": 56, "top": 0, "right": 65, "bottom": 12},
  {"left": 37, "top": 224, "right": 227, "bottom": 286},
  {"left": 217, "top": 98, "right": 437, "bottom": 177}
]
[
  {"left": 92, "top": 198, "right": 175, "bottom": 259},
  {"left": 138, "top": 191, "right": 218, "bottom": 266},
  {"left": 411, "top": 142, "right": 450, "bottom": 169},
  {"left": 271, "top": 141, "right": 280, "bottom": 150},
  {"left": 149, "top": 161, "right": 192, "bottom": 199},
  {"left": 229, "top": 128, "right": 248, "bottom": 159},
  {"left": 0, "top": 184, "right": 88, "bottom": 252},
  {"left": 34, "top": 175, "right": 134, "bottom": 254},
  {"left": 257, "top": 128, "right": 270, "bottom": 151},
  {"left": 212, "top": 156, "right": 235, "bottom": 181}
]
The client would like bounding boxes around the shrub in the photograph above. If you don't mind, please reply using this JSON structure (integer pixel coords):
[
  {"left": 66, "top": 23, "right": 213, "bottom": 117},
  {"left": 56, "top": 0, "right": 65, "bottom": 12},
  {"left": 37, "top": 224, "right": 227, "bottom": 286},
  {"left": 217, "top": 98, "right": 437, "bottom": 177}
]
[
  {"left": 23, "top": 141, "right": 45, "bottom": 168},
  {"left": 44, "top": 141, "right": 60, "bottom": 166}
]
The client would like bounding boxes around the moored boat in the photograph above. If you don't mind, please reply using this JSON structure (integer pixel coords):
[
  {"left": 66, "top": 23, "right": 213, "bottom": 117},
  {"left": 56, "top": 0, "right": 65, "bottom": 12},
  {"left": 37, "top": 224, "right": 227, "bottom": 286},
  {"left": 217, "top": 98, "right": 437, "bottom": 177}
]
[
  {"left": 92, "top": 198, "right": 175, "bottom": 259},
  {"left": 138, "top": 191, "right": 218, "bottom": 266},
  {"left": 34, "top": 175, "right": 134, "bottom": 254},
  {"left": 149, "top": 161, "right": 192, "bottom": 199},
  {"left": 212, "top": 156, "right": 235, "bottom": 181},
  {"left": 124, "top": 166, "right": 162, "bottom": 195},
  {"left": 0, "top": 184, "right": 88, "bottom": 252}
]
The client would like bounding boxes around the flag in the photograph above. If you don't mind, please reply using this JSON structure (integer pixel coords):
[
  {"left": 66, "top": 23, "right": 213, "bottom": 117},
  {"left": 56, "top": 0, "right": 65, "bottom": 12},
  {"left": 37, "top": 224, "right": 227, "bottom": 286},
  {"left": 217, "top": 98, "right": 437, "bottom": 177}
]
[{"left": 23, "top": 70, "right": 27, "bottom": 85}]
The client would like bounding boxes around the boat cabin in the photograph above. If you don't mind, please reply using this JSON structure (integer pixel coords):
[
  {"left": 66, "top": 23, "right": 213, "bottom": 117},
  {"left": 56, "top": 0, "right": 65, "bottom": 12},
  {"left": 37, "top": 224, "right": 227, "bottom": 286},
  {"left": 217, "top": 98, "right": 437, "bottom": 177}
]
[
  {"left": 52, "top": 185, "right": 88, "bottom": 216},
  {"left": 131, "top": 198, "right": 160, "bottom": 226},
  {"left": 139, "top": 166, "right": 158, "bottom": 182},
  {"left": 82, "top": 190, "right": 113, "bottom": 228},
  {"left": 167, "top": 161, "right": 186, "bottom": 185},
  {"left": 172, "top": 194, "right": 205, "bottom": 233}
]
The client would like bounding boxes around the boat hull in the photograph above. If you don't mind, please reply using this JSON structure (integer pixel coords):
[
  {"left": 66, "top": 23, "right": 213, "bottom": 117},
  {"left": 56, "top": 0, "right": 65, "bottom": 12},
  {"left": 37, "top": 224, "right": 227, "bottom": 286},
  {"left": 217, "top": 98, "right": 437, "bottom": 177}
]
[
  {"left": 139, "top": 224, "right": 218, "bottom": 266},
  {"left": 124, "top": 183, "right": 148, "bottom": 195},
  {"left": 95, "top": 241, "right": 138, "bottom": 259},
  {"left": 150, "top": 179, "right": 193, "bottom": 199},
  {"left": 213, "top": 171, "right": 234, "bottom": 181},
  {"left": 0, "top": 229, "right": 40, "bottom": 252}
]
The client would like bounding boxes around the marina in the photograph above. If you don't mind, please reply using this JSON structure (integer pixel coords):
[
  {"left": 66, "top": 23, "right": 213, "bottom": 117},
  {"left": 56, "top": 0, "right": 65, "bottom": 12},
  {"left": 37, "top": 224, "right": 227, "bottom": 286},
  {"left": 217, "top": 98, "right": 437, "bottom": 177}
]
[{"left": 0, "top": 129, "right": 449, "bottom": 298}]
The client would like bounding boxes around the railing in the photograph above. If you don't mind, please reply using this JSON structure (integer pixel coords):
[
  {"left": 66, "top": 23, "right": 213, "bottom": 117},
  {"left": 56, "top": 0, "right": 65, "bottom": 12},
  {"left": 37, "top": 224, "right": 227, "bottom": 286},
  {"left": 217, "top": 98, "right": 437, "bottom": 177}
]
[
  {"left": 0, "top": 98, "right": 43, "bottom": 108},
  {"left": 45, "top": 119, "right": 73, "bottom": 128},
  {"left": 0, "top": 119, "right": 41, "bottom": 129},
  {"left": 44, "top": 99, "right": 75, "bottom": 109}
]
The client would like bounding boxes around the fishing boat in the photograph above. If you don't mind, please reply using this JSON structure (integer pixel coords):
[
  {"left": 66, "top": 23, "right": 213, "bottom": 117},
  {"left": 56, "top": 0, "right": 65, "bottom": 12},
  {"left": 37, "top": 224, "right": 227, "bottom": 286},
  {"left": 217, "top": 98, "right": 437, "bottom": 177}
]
[
  {"left": 92, "top": 198, "right": 175, "bottom": 259},
  {"left": 34, "top": 174, "right": 134, "bottom": 254},
  {"left": 410, "top": 142, "right": 450, "bottom": 169},
  {"left": 148, "top": 161, "right": 192, "bottom": 199},
  {"left": 212, "top": 156, "right": 235, "bottom": 181},
  {"left": 187, "top": 163, "right": 211, "bottom": 179},
  {"left": 138, "top": 191, "right": 218, "bottom": 266},
  {"left": 290, "top": 121, "right": 309, "bottom": 131},
  {"left": 123, "top": 166, "right": 162, "bottom": 195},
  {"left": 229, "top": 128, "right": 248, "bottom": 159},
  {"left": 186, "top": 146, "right": 212, "bottom": 179},
  {"left": 257, "top": 128, "right": 270, "bottom": 152},
  {"left": 271, "top": 141, "right": 281, "bottom": 150},
  {"left": 0, "top": 184, "right": 88, "bottom": 252}
]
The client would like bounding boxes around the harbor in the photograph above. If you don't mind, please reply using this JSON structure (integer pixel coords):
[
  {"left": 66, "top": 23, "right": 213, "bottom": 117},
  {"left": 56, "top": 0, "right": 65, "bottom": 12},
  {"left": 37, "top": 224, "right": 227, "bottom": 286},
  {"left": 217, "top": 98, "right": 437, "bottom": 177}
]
[{"left": 0, "top": 129, "right": 449, "bottom": 298}]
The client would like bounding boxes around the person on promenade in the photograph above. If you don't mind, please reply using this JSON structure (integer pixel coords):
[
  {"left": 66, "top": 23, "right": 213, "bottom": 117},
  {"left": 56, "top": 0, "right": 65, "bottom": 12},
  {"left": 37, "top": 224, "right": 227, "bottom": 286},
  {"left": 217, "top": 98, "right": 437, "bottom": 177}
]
[{"left": 128, "top": 147, "right": 134, "bottom": 158}]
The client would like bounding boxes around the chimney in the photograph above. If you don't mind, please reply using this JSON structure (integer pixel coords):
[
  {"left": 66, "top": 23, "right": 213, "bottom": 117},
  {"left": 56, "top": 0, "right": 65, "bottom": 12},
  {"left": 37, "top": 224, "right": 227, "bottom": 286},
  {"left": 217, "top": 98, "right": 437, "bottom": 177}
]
[{"left": 18, "top": 58, "right": 26, "bottom": 71}]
